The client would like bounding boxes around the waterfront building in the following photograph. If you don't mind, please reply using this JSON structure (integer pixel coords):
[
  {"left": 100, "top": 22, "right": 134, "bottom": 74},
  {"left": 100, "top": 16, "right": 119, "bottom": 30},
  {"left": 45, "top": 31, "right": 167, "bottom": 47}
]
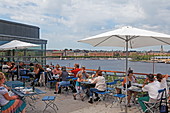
[{"left": 0, "top": 19, "right": 47, "bottom": 65}]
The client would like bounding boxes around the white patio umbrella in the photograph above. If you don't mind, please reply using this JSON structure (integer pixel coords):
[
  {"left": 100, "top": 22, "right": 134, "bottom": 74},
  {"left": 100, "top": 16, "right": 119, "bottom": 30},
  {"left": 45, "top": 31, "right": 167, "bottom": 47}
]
[
  {"left": 78, "top": 26, "right": 170, "bottom": 113},
  {"left": 0, "top": 39, "right": 40, "bottom": 63},
  {"left": 0, "top": 40, "right": 39, "bottom": 50},
  {"left": 0, "top": 40, "right": 40, "bottom": 79}
]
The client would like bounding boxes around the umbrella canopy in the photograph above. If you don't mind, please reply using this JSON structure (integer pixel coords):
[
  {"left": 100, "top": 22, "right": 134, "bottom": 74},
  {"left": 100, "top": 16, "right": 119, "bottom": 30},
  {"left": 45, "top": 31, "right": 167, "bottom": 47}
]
[
  {"left": 0, "top": 40, "right": 39, "bottom": 50},
  {"left": 79, "top": 26, "right": 170, "bottom": 48},
  {"left": 78, "top": 26, "right": 170, "bottom": 113}
]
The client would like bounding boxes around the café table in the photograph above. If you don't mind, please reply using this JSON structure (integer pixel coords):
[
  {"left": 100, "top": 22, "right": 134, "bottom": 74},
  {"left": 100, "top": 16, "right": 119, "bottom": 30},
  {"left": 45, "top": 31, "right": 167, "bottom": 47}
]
[
  {"left": 5, "top": 81, "right": 24, "bottom": 88},
  {"left": 11, "top": 87, "right": 46, "bottom": 110},
  {"left": 81, "top": 80, "right": 95, "bottom": 98},
  {"left": 132, "top": 83, "right": 143, "bottom": 88}
]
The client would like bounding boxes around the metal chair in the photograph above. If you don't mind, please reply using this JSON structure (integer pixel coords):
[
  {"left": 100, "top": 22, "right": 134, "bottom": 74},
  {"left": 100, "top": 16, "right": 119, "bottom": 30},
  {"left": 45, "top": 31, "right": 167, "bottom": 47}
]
[
  {"left": 95, "top": 91, "right": 111, "bottom": 107},
  {"left": 60, "top": 82, "right": 73, "bottom": 95},
  {"left": 143, "top": 88, "right": 167, "bottom": 113},
  {"left": 45, "top": 71, "right": 57, "bottom": 90},
  {"left": 106, "top": 80, "right": 117, "bottom": 93},
  {"left": 21, "top": 76, "right": 30, "bottom": 87},
  {"left": 111, "top": 93, "right": 127, "bottom": 111},
  {"left": 42, "top": 94, "right": 59, "bottom": 113}
]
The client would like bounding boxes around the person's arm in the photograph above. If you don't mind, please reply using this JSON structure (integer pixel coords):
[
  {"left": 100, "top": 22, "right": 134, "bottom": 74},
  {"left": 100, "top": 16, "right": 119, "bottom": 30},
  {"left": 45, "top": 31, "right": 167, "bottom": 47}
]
[
  {"left": 77, "top": 78, "right": 83, "bottom": 82},
  {"left": 163, "top": 74, "right": 169, "bottom": 79},
  {"left": 142, "top": 77, "right": 149, "bottom": 88},
  {"left": 91, "top": 77, "right": 97, "bottom": 84},
  {"left": 3, "top": 93, "right": 19, "bottom": 100},
  {"left": 34, "top": 68, "right": 39, "bottom": 74},
  {"left": 122, "top": 77, "right": 126, "bottom": 86},
  {"left": 11, "top": 66, "right": 16, "bottom": 71},
  {"left": 85, "top": 72, "right": 89, "bottom": 78},
  {"left": 52, "top": 69, "right": 55, "bottom": 74},
  {"left": 133, "top": 75, "right": 137, "bottom": 82},
  {"left": 59, "top": 72, "right": 62, "bottom": 78}
]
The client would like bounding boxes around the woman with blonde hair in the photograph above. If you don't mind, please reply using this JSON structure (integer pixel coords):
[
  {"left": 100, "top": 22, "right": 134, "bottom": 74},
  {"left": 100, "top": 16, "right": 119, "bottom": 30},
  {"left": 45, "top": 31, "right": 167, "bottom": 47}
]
[
  {"left": 52, "top": 64, "right": 61, "bottom": 76},
  {"left": 0, "top": 72, "right": 26, "bottom": 113}
]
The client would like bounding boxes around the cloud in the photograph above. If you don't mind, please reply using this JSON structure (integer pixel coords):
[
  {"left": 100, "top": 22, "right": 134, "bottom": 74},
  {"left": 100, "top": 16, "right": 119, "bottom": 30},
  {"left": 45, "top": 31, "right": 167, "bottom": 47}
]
[{"left": 0, "top": 0, "right": 170, "bottom": 50}]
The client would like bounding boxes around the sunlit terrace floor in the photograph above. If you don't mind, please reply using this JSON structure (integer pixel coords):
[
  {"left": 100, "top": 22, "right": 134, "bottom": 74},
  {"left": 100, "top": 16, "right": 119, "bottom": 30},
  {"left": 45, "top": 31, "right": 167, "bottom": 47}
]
[{"left": 25, "top": 86, "right": 142, "bottom": 113}]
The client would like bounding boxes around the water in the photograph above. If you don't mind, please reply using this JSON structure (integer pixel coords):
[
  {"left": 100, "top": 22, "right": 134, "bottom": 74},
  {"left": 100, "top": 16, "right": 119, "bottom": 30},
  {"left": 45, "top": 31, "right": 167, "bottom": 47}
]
[{"left": 47, "top": 59, "right": 170, "bottom": 75}]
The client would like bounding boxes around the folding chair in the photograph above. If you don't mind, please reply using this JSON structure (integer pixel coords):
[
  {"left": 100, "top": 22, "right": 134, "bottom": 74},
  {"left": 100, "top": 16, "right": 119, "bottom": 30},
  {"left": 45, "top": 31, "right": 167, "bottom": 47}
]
[
  {"left": 143, "top": 88, "right": 167, "bottom": 113},
  {"left": 42, "top": 94, "right": 59, "bottom": 113},
  {"left": 111, "top": 93, "right": 127, "bottom": 111},
  {"left": 95, "top": 91, "right": 111, "bottom": 107},
  {"left": 106, "top": 80, "right": 117, "bottom": 93},
  {"left": 45, "top": 71, "right": 57, "bottom": 90},
  {"left": 60, "top": 82, "right": 73, "bottom": 95},
  {"left": 21, "top": 76, "right": 30, "bottom": 87}
]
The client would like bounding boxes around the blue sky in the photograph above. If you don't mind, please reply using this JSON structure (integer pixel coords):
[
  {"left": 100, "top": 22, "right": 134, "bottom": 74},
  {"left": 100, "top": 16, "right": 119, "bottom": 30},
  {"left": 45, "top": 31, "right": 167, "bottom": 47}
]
[{"left": 1, "top": 0, "right": 170, "bottom": 51}]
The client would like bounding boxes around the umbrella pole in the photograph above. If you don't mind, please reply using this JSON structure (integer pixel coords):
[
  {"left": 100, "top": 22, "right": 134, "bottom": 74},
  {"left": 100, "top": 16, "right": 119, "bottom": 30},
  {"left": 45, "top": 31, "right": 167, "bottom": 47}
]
[
  {"left": 16, "top": 48, "right": 20, "bottom": 81},
  {"left": 125, "top": 37, "right": 128, "bottom": 113},
  {"left": 152, "top": 52, "right": 155, "bottom": 74}
]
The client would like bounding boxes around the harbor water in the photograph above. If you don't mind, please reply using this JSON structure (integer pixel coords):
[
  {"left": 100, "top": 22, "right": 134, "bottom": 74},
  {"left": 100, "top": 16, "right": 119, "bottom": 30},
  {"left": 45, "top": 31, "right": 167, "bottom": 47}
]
[{"left": 47, "top": 59, "right": 170, "bottom": 75}]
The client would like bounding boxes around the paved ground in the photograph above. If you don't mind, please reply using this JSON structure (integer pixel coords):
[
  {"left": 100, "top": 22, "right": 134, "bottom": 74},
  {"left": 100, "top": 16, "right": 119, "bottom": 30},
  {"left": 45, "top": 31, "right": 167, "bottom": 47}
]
[{"left": 25, "top": 87, "right": 141, "bottom": 113}]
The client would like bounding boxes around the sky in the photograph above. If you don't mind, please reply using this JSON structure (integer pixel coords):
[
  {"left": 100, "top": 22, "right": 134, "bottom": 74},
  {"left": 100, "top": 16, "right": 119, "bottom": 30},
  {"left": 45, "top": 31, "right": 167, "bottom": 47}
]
[{"left": 1, "top": 0, "right": 170, "bottom": 51}]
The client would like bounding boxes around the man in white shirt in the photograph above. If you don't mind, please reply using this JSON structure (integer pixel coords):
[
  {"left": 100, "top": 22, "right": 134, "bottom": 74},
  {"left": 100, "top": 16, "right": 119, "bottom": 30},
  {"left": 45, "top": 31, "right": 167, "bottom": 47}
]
[
  {"left": 88, "top": 70, "right": 106, "bottom": 104},
  {"left": 138, "top": 74, "right": 161, "bottom": 112}
]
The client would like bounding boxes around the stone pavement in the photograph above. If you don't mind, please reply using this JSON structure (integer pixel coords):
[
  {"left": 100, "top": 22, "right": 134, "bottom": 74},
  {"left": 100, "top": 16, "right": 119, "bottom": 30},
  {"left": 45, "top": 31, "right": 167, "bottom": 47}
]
[{"left": 25, "top": 87, "right": 141, "bottom": 113}]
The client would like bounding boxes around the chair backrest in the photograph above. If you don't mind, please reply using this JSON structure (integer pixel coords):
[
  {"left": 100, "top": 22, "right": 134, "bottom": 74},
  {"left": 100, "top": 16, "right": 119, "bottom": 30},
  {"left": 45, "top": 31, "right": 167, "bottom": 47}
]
[
  {"left": 45, "top": 71, "right": 53, "bottom": 81},
  {"left": 157, "top": 88, "right": 166, "bottom": 100},
  {"left": 20, "top": 69, "right": 27, "bottom": 76},
  {"left": 107, "top": 80, "right": 117, "bottom": 85}
]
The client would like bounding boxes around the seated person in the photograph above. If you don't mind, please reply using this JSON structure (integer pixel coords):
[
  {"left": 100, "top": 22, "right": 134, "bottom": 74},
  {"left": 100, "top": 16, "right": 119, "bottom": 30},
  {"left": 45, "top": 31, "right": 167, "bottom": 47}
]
[
  {"left": 76, "top": 66, "right": 89, "bottom": 79},
  {"left": 45, "top": 65, "right": 52, "bottom": 72},
  {"left": 55, "top": 66, "right": 70, "bottom": 94},
  {"left": 27, "top": 63, "right": 35, "bottom": 78},
  {"left": 70, "top": 63, "right": 81, "bottom": 77},
  {"left": 88, "top": 70, "right": 106, "bottom": 104},
  {"left": 52, "top": 64, "right": 62, "bottom": 77},
  {"left": 2, "top": 62, "right": 10, "bottom": 73},
  {"left": 156, "top": 73, "right": 169, "bottom": 96},
  {"left": 8, "top": 62, "right": 16, "bottom": 81},
  {"left": 73, "top": 73, "right": 84, "bottom": 101},
  {"left": 29, "top": 63, "right": 34, "bottom": 72},
  {"left": 0, "top": 72, "right": 26, "bottom": 113},
  {"left": 11, "top": 62, "right": 25, "bottom": 81},
  {"left": 33, "top": 64, "right": 44, "bottom": 82},
  {"left": 122, "top": 69, "right": 137, "bottom": 107},
  {"left": 138, "top": 74, "right": 161, "bottom": 112}
]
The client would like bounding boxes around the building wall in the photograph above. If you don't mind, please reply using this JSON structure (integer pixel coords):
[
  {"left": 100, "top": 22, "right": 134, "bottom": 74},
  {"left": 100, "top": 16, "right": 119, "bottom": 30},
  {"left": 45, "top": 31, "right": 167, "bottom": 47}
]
[
  {"left": 0, "top": 19, "right": 47, "bottom": 65},
  {"left": 0, "top": 19, "right": 39, "bottom": 39}
]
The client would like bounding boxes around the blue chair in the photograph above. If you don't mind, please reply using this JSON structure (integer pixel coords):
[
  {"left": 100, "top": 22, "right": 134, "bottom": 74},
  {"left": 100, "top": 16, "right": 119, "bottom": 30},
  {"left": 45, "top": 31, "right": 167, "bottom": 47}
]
[
  {"left": 111, "top": 94, "right": 127, "bottom": 111},
  {"left": 95, "top": 91, "right": 110, "bottom": 107},
  {"left": 42, "top": 95, "right": 58, "bottom": 113},
  {"left": 106, "top": 80, "right": 117, "bottom": 92},
  {"left": 72, "top": 77, "right": 78, "bottom": 81},
  {"left": 66, "top": 76, "right": 74, "bottom": 80},
  {"left": 60, "top": 83, "right": 73, "bottom": 95}
]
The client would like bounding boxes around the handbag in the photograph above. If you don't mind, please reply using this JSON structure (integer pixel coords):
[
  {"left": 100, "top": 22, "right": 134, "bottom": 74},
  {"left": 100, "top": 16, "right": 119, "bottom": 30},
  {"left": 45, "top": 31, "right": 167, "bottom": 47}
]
[
  {"left": 159, "top": 88, "right": 168, "bottom": 113},
  {"left": 160, "top": 105, "right": 168, "bottom": 113}
]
